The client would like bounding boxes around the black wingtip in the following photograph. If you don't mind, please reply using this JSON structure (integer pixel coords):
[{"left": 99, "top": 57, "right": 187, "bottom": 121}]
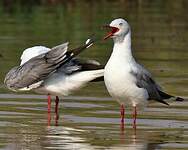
[
  {"left": 85, "top": 35, "right": 97, "bottom": 47},
  {"left": 175, "top": 97, "right": 184, "bottom": 101},
  {"left": 70, "top": 35, "right": 97, "bottom": 56}
]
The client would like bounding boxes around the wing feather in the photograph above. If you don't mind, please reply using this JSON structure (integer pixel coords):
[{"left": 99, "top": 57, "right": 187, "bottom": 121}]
[
  {"left": 58, "top": 58, "right": 104, "bottom": 75},
  {"left": 4, "top": 37, "right": 96, "bottom": 91},
  {"left": 4, "top": 43, "right": 69, "bottom": 90},
  {"left": 132, "top": 64, "right": 169, "bottom": 105}
]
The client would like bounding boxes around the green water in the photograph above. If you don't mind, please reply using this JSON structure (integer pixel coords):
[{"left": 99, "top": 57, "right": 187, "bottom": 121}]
[{"left": 0, "top": 1, "right": 188, "bottom": 150}]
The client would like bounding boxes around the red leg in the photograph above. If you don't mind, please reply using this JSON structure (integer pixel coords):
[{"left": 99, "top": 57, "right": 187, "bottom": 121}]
[
  {"left": 55, "top": 96, "right": 59, "bottom": 126},
  {"left": 133, "top": 106, "right": 137, "bottom": 129},
  {"left": 48, "top": 94, "right": 51, "bottom": 113}
]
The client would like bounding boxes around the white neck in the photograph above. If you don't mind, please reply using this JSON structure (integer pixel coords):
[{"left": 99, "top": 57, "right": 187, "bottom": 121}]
[{"left": 111, "top": 31, "right": 134, "bottom": 62}]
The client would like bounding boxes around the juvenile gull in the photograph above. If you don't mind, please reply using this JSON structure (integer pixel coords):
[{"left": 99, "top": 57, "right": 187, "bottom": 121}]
[
  {"left": 4, "top": 37, "right": 104, "bottom": 117},
  {"left": 103, "top": 18, "right": 184, "bottom": 128}
]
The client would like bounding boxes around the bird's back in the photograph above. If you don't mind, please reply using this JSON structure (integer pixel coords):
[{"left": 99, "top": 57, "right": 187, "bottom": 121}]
[{"left": 20, "top": 46, "right": 51, "bottom": 65}]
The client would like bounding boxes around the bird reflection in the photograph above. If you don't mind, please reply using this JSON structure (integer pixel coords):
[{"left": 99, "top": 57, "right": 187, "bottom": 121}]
[
  {"left": 45, "top": 126, "right": 95, "bottom": 150},
  {"left": 45, "top": 125, "right": 162, "bottom": 150},
  {"left": 47, "top": 98, "right": 60, "bottom": 126},
  {"left": 120, "top": 118, "right": 137, "bottom": 141},
  {"left": 47, "top": 112, "right": 51, "bottom": 126},
  {"left": 1, "top": 123, "right": 165, "bottom": 150}
]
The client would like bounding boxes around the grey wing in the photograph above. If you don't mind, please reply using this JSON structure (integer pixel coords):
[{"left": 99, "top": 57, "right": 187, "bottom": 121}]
[
  {"left": 132, "top": 64, "right": 169, "bottom": 105},
  {"left": 4, "top": 37, "right": 96, "bottom": 91},
  {"left": 58, "top": 58, "right": 104, "bottom": 75},
  {"left": 4, "top": 43, "right": 69, "bottom": 91}
]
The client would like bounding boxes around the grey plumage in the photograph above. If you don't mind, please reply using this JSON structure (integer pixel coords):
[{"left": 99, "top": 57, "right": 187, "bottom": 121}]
[
  {"left": 4, "top": 43, "right": 68, "bottom": 91},
  {"left": 131, "top": 64, "right": 183, "bottom": 105},
  {"left": 4, "top": 38, "right": 97, "bottom": 91},
  {"left": 58, "top": 58, "right": 104, "bottom": 75}
]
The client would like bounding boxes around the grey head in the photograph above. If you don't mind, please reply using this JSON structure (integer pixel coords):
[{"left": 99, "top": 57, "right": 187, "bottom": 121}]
[{"left": 104, "top": 18, "right": 131, "bottom": 42}]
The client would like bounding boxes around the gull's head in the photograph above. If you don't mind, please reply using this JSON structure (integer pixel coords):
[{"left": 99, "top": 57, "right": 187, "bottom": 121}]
[{"left": 103, "top": 18, "right": 130, "bottom": 41}]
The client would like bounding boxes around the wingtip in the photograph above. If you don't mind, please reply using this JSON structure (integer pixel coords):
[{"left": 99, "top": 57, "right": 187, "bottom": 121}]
[
  {"left": 85, "top": 35, "right": 97, "bottom": 48},
  {"left": 175, "top": 97, "right": 184, "bottom": 102},
  {"left": 85, "top": 39, "right": 93, "bottom": 48}
]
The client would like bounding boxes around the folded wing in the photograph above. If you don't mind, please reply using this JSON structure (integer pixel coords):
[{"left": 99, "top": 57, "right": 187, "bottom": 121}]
[{"left": 132, "top": 64, "right": 169, "bottom": 105}]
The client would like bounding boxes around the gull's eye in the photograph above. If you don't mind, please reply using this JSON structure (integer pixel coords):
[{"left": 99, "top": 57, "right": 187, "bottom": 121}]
[{"left": 119, "top": 23, "right": 123, "bottom": 26}]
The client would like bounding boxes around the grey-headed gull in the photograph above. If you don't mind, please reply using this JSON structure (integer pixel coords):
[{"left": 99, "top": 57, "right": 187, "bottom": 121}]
[
  {"left": 4, "top": 37, "right": 104, "bottom": 118},
  {"left": 103, "top": 18, "right": 184, "bottom": 128}
]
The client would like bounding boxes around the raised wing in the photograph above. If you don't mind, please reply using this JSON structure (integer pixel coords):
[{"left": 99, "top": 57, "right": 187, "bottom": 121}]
[
  {"left": 4, "top": 42, "right": 68, "bottom": 91},
  {"left": 4, "top": 37, "right": 95, "bottom": 91},
  {"left": 20, "top": 46, "right": 51, "bottom": 65}
]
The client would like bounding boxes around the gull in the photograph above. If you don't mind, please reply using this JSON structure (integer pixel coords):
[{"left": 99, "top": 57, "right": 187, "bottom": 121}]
[
  {"left": 4, "top": 37, "right": 104, "bottom": 119},
  {"left": 103, "top": 18, "right": 184, "bottom": 128}
]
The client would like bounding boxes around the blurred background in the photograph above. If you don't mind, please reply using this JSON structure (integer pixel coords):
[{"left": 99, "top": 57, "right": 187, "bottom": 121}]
[{"left": 0, "top": 1, "right": 188, "bottom": 150}]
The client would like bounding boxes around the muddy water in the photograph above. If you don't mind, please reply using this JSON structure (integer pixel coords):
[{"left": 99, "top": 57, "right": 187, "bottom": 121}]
[{"left": 0, "top": 1, "right": 188, "bottom": 150}]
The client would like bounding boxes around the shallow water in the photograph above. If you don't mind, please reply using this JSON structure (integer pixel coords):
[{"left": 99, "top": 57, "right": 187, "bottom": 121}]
[
  {"left": 0, "top": 94, "right": 188, "bottom": 150},
  {"left": 0, "top": 1, "right": 188, "bottom": 150}
]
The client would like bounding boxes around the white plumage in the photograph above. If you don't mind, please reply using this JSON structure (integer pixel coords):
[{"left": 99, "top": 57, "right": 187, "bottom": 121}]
[
  {"left": 20, "top": 46, "right": 51, "bottom": 65},
  {"left": 103, "top": 18, "right": 183, "bottom": 127},
  {"left": 104, "top": 19, "right": 148, "bottom": 108},
  {"left": 37, "top": 69, "right": 104, "bottom": 96}
]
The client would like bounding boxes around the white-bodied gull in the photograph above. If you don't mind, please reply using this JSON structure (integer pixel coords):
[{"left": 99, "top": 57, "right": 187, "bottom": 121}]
[
  {"left": 4, "top": 37, "right": 104, "bottom": 118},
  {"left": 103, "top": 18, "right": 184, "bottom": 128}
]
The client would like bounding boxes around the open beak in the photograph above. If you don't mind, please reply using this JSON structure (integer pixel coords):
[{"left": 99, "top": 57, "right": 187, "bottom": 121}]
[{"left": 103, "top": 25, "right": 119, "bottom": 40}]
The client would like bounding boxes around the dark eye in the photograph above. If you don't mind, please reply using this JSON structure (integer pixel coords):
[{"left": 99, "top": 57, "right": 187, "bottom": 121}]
[{"left": 119, "top": 23, "right": 123, "bottom": 26}]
